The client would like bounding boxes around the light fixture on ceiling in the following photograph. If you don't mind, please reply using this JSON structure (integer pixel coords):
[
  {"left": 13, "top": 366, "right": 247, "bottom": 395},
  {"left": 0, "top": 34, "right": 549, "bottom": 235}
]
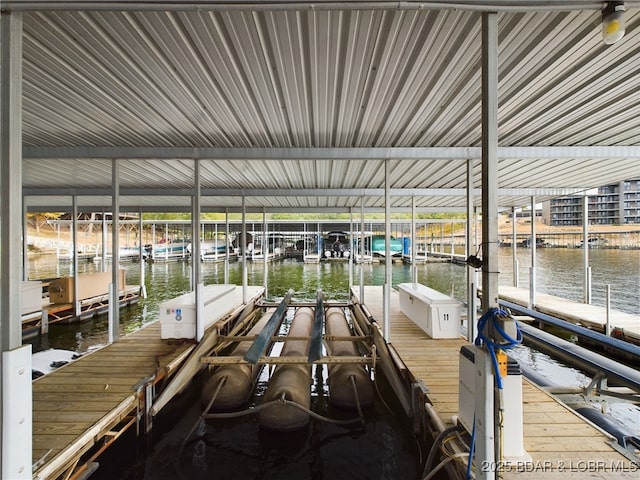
[{"left": 602, "top": 1, "right": 625, "bottom": 45}]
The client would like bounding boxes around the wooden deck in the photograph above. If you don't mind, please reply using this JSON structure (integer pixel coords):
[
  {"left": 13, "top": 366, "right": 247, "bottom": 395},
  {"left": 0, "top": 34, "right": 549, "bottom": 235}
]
[
  {"left": 32, "top": 285, "right": 263, "bottom": 480},
  {"left": 360, "top": 285, "right": 638, "bottom": 480},
  {"left": 498, "top": 286, "right": 639, "bottom": 336}
]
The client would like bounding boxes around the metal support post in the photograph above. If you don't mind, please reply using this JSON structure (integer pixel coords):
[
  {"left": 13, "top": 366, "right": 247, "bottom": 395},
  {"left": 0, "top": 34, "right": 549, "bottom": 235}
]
[
  {"left": 72, "top": 196, "right": 80, "bottom": 317},
  {"left": 241, "top": 196, "right": 247, "bottom": 304},
  {"left": 466, "top": 159, "right": 475, "bottom": 341},
  {"left": 224, "top": 209, "right": 230, "bottom": 284},
  {"left": 360, "top": 196, "right": 365, "bottom": 303},
  {"left": 384, "top": 159, "right": 391, "bottom": 341},
  {"left": 1, "top": 14, "right": 31, "bottom": 478},
  {"left": 110, "top": 159, "right": 120, "bottom": 343},
  {"left": 411, "top": 196, "right": 417, "bottom": 284},
  {"left": 512, "top": 206, "right": 518, "bottom": 288},
  {"left": 139, "top": 209, "right": 147, "bottom": 298},
  {"left": 193, "top": 160, "right": 203, "bottom": 341},
  {"left": 529, "top": 196, "right": 536, "bottom": 307},
  {"left": 582, "top": 194, "right": 590, "bottom": 303},
  {"left": 478, "top": 12, "right": 499, "bottom": 480}
]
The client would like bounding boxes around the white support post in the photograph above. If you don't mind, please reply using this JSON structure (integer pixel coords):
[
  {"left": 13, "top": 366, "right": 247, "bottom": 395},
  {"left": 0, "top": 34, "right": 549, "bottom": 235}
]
[
  {"left": 605, "top": 284, "right": 611, "bottom": 336},
  {"left": 466, "top": 158, "right": 476, "bottom": 342},
  {"left": 263, "top": 209, "right": 268, "bottom": 289},
  {"left": 72, "top": 196, "right": 80, "bottom": 317},
  {"left": 360, "top": 196, "right": 365, "bottom": 303},
  {"left": 512, "top": 206, "right": 518, "bottom": 288},
  {"left": 193, "top": 160, "right": 203, "bottom": 341},
  {"left": 241, "top": 196, "right": 247, "bottom": 304},
  {"left": 349, "top": 208, "right": 354, "bottom": 291},
  {"left": 384, "top": 159, "right": 391, "bottom": 341},
  {"left": 583, "top": 194, "right": 590, "bottom": 304},
  {"left": 529, "top": 196, "right": 537, "bottom": 308},
  {"left": 110, "top": 159, "right": 120, "bottom": 343},
  {"left": 478, "top": 12, "right": 498, "bottom": 480},
  {"left": 411, "top": 196, "right": 417, "bottom": 285},
  {"left": 1, "top": 12, "right": 30, "bottom": 478},
  {"left": 224, "top": 209, "right": 230, "bottom": 284},
  {"left": 139, "top": 209, "right": 146, "bottom": 298},
  {"left": 2, "top": 346, "right": 32, "bottom": 480}
]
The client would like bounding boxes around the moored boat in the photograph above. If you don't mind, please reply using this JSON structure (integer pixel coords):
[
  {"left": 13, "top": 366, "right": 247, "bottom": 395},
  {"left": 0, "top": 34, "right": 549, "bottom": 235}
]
[
  {"left": 362, "top": 235, "right": 403, "bottom": 257},
  {"left": 32, "top": 349, "right": 82, "bottom": 379},
  {"left": 144, "top": 239, "right": 190, "bottom": 261},
  {"left": 322, "top": 231, "right": 350, "bottom": 258}
]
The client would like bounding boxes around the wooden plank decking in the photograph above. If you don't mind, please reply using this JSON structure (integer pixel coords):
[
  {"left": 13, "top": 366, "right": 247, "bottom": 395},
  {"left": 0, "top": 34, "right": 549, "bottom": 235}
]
[
  {"left": 32, "top": 285, "right": 264, "bottom": 480},
  {"left": 360, "top": 285, "right": 638, "bottom": 480},
  {"left": 498, "top": 286, "right": 639, "bottom": 336}
]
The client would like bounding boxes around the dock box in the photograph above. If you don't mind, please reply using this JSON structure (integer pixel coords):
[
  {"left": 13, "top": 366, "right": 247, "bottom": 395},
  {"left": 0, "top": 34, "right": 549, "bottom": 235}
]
[
  {"left": 397, "top": 283, "right": 461, "bottom": 339},
  {"left": 159, "top": 284, "right": 236, "bottom": 339},
  {"left": 48, "top": 270, "right": 126, "bottom": 304},
  {"left": 21, "top": 281, "right": 43, "bottom": 315}
]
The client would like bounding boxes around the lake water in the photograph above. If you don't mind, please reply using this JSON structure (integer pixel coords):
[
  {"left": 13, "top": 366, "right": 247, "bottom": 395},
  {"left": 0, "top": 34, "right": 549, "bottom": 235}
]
[
  {"left": 28, "top": 247, "right": 639, "bottom": 353},
  {"left": 25, "top": 247, "right": 639, "bottom": 479}
]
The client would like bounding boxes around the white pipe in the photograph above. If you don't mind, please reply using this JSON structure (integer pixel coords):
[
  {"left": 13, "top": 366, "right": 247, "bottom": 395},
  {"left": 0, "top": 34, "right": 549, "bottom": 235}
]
[{"left": 605, "top": 284, "right": 611, "bottom": 336}]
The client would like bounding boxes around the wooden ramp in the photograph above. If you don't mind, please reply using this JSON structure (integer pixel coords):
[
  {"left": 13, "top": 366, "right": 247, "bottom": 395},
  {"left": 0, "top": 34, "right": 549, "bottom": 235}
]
[
  {"left": 498, "top": 286, "right": 639, "bottom": 336},
  {"left": 32, "top": 285, "right": 263, "bottom": 480},
  {"left": 360, "top": 285, "right": 637, "bottom": 480}
]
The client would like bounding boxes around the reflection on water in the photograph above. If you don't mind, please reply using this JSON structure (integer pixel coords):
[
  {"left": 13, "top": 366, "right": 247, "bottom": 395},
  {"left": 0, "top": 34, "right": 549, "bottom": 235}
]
[
  {"left": 27, "top": 248, "right": 639, "bottom": 354},
  {"left": 497, "top": 247, "right": 639, "bottom": 315}
]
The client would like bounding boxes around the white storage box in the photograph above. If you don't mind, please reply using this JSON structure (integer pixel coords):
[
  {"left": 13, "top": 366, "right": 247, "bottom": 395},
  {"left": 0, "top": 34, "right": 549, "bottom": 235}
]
[
  {"left": 22, "top": 281, "right": 43, "bottom": 315},
  {"left": 160, "top": 284, "right": 236, "bottom": 339},
  {"left": 397, "top": 283, "right": 461, "bottom": 338}
]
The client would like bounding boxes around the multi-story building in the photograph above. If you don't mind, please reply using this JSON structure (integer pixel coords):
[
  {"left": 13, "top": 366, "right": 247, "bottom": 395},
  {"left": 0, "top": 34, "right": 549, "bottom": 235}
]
[{"left": 543, "top": 179, "right": 640, "bottom": 226}]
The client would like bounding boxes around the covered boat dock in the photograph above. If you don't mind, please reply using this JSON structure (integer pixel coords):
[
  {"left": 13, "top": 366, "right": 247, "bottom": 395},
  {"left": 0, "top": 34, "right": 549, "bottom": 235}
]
[{"left": 1, "top": 1, "right": 639, "bottom": 479}]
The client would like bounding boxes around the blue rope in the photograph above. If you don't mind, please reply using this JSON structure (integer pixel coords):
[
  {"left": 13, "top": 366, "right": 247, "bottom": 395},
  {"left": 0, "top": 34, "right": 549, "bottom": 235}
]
[
  {"left": 466, "top": 416, "right": 476, "bottom": 480},
  {"left": 474, "top": 307, "right": 522, "bottom": 390}
]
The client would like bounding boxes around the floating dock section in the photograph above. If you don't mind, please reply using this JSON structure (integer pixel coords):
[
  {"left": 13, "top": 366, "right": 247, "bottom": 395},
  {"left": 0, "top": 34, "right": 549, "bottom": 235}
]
[
  {"left": 258, "top": 306, "right": 315, "bottom": 431},
  {"left": 325, "top": 306, "right": 374, "bottom": 410},
  {"left": 32, "top": 285, "right": 264, "bottom": 480},
  {"left": 200, "top": 308, "right": 276, "bottom": 410}
]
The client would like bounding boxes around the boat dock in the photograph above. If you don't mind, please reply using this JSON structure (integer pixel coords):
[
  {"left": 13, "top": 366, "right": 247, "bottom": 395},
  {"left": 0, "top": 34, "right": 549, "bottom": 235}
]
[
  {"left": 358, "top": 285, "right": 638, "bottom": 480},
  {"left": 31, "top": 286, "right": 262, "bottom": 480},
  {"left": 32, "top": 323, "right": 194, "bottom": 480},
  {"left": 498, "top": 286, "right": 640, "bottom": 338},
  {"left": 30, "top": 284, "right": 639, "bottom": 479}
]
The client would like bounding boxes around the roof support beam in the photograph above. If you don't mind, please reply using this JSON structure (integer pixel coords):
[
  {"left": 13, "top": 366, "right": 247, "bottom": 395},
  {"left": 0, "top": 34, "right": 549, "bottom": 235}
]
[
  {"left": 22, "top": 187, "right": 588, "bottom": 197},
  {"left": 22, "top": 145, "right": 640, "bottom": 160},
  {"left": 3, "top": 1, "right": 622, "bottom": 13}
]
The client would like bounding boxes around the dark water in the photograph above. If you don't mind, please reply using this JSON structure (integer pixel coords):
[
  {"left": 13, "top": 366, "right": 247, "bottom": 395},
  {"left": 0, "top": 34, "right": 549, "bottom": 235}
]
[
  {"left": 26, "top": 248, "right": 639, "bottom": 478},
  {"left": 90, "top": 369, "right": 421, "bottom": 480}
]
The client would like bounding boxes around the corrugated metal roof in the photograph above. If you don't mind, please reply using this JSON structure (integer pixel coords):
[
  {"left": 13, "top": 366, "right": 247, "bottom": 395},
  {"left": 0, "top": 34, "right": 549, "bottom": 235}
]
[{"left": 4, "top": 3, "right": 639, "bottom": 212}]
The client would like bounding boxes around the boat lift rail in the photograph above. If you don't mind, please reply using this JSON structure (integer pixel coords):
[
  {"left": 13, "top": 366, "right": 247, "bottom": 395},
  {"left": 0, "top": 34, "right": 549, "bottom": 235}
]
[
  {"left": 500, "top": 299, "right": 640, "bottom": 359},
  {"left": 517, "top": 322, "right": 640, "bottom": 395}
]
